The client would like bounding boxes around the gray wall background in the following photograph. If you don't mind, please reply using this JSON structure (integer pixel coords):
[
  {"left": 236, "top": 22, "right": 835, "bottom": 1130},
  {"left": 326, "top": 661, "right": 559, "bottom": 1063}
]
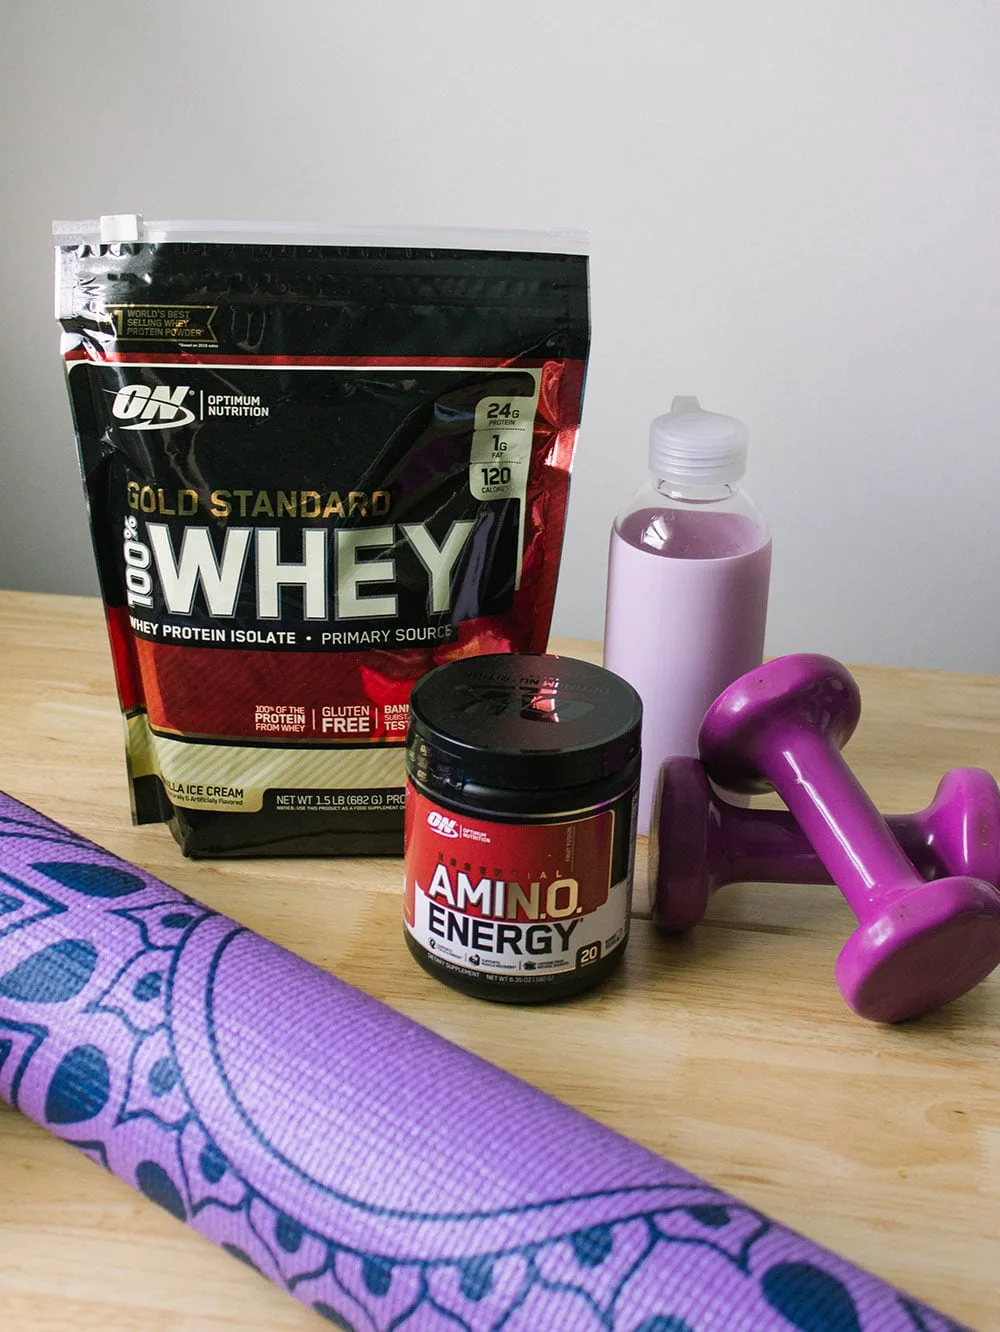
[{"left": 2, "top": 0, "right": 998, "bottom": 671}]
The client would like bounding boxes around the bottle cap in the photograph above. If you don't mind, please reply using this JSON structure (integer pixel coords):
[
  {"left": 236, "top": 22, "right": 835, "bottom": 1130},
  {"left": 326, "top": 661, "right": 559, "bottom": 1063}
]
[{"left": 649, "top": 396, "right": 748, "bottom": 485}]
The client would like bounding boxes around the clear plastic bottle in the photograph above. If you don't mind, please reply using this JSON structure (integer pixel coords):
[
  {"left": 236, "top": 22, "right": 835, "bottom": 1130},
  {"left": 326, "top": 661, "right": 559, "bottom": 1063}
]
[{"left": 603, "top": 397, "right": 771, "bottom": 835}]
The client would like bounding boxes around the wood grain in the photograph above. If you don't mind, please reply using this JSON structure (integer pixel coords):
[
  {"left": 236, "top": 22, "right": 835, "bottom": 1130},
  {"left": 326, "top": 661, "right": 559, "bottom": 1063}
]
[{"left": 0, "top": 591, "right": 998, "bottom": 1329}]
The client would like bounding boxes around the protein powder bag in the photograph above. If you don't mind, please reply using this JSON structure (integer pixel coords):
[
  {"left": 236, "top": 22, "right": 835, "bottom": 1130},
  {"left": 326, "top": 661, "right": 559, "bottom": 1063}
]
[{"left": 54, "top": 217, "right": 590, "bottom": 857}]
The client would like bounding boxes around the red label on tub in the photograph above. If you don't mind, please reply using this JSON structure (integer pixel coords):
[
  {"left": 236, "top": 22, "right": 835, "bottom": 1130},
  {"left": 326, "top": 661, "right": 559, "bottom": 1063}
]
[{"left": 404, "top": 784, "right": 632, "bottom": 979}]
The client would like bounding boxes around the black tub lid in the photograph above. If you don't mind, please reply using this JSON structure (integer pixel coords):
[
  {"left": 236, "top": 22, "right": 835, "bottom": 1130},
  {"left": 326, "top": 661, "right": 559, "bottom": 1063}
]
[{"left": 408, "top": 653, "right": 642, "bottom": 791}]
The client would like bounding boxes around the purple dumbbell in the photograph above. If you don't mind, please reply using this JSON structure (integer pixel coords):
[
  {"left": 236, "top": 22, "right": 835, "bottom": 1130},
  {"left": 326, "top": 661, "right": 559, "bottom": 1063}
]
[
  {"left": 698, "top": 654, "right": 1000, "bottom": 1022},
  {"left": 650, "top": 758, "right": 1000, "bottom": 933}
]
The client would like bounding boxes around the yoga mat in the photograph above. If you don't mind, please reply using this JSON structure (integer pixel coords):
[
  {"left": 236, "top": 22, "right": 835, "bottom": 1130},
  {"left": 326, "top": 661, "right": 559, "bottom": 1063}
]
[{"left": 0, "top": 792, "right": 965, "bottom": 1331}]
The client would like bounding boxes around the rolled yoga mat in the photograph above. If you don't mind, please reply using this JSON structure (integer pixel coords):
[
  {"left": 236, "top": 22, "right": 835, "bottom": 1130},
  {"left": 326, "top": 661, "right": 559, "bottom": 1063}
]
[{"left": 0, "top": 792, "right": 965, "bottom": 1331}]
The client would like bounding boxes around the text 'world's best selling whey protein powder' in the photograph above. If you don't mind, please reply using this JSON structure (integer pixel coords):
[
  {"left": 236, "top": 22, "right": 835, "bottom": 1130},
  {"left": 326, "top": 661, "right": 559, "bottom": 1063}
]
[{"left": 54, "top": 217, "right": 590, "bottom": 857}]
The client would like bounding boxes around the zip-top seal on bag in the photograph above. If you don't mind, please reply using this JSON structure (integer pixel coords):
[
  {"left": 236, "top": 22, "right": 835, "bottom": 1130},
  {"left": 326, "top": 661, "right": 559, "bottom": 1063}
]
[{"left": 54, "top": 216, "right": 590, "bottom": 857}]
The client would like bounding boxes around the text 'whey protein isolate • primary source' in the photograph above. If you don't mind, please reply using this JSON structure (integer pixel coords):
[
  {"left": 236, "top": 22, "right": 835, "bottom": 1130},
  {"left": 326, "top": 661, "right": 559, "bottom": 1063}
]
[{"left": 54, "top": 218, "right": 590, "bottom": 856}]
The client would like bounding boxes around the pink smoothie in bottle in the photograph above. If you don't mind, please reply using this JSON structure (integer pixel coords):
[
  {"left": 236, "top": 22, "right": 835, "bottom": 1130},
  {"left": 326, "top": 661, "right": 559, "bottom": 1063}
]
[{"left": 603, "top": 399, "right": 771, "bottom": 835}]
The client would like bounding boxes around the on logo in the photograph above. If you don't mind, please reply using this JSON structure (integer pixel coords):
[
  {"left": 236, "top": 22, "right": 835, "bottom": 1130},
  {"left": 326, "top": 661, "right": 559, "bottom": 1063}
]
[
  {"left": 110, "top": 383, "right": 196, "bottom": 431},
  {"left": 426, "top": 810, "right": 460, "bottom": 838}
]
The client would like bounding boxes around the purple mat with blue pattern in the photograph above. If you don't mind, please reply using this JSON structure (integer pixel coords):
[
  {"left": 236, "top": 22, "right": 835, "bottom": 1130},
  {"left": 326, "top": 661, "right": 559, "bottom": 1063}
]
[{"left": 0, "top": 792, "right": 965, "bottom": 1330}]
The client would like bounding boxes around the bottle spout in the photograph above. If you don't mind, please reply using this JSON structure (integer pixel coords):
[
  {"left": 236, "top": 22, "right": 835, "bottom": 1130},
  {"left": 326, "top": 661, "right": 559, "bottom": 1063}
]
[{"left": 650, "top": 397, "right": 749, "bottom": 485}]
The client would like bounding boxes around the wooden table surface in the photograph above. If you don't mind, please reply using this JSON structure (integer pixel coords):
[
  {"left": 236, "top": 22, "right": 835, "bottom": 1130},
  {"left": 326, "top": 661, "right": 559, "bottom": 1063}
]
[{"left": 0, "top": 589, "right": 998, "bottom": 1330}]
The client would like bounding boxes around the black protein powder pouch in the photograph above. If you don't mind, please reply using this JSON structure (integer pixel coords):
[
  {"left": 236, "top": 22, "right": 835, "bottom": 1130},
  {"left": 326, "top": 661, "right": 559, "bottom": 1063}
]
[{"left": 54, "top": 217, "right": 590, "bottom": 857}]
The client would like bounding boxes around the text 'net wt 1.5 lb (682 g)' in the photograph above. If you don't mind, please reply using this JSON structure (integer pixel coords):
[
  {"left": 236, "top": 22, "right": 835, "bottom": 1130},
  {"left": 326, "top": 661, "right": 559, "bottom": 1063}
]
[{"left": 54, "top": 218, "right": 590, "bottom": 857}]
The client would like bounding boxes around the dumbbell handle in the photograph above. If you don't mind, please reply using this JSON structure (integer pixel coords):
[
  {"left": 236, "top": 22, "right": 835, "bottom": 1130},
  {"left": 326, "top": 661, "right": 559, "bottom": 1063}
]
[
  {"left": 718, "top": 802, "right": 963, "bottom": 886},
  {"left": 760, "top": 728, "right": 921, "bottom": 921}
]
